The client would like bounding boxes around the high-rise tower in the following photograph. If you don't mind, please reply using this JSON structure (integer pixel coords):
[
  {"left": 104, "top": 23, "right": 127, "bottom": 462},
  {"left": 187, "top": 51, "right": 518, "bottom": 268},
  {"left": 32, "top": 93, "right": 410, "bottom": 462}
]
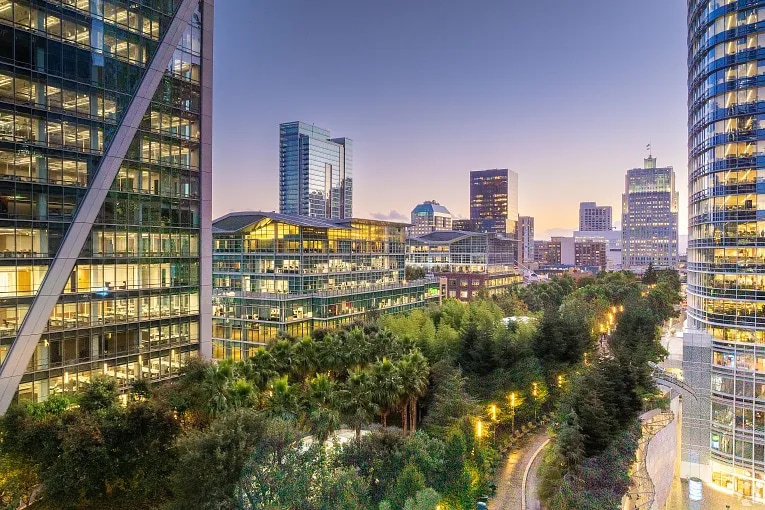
[
  {"left": 687, "top": 0, "right": 765, "bottom": 498},
  {"left": 621, "top": 156, "right": 679, "bottom": 271},
  {"left": 279, "top": 122, "right": 352, "bottom": 219},
  {"left": 468, "top": 168, "right": 518, "bottom": 237},
  {"left": 0, "top": 0, "right": 213, "bottom": 413}
]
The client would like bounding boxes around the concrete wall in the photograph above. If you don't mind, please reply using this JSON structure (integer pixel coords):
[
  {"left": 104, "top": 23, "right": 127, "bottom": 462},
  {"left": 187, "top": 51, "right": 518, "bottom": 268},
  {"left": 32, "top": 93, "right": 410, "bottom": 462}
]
[{"left": 646, "top": 395, "right": 681, "bottom": 510}]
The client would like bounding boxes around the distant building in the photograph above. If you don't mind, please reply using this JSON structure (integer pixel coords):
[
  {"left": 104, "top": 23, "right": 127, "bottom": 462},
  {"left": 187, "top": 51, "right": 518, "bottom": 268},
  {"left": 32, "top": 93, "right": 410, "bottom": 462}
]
[
  {"left": 469, "top": 169, "right": 519, "bottom": 237},
  {"left": 579, "top": 202, "right": 613, "bottom": 231},
  {"left": 407, "top": 231, "right": 521, "bottom": 301},
  {"left": 518, "top": 216, "right": 535, "bottom": 266},
  {"left": 409, "top": 201, "right": 453, "bottom": 237},
  {"left": 534, "top": 240, "right": 561, "bottom": 266},
  {"left": 552, "top": 236, "right": 576, "bottom": 266},
  {"left": 574, "top": 230, "right": 622, "bottom": 270},
  {"left": 452, "top": 219, "right": 478, "bottom": 232},
  {"left": 212, "top": 212, "right": 440, "bottom": 359},
  {"left": 574, "top": 241, "right": 607, "bottom": 271},
  {"left": 621, "top": 156, "right": 679, "bottom": 270},
  {"left": 279, "top": 122, "right": 352, "bottom": 219}
]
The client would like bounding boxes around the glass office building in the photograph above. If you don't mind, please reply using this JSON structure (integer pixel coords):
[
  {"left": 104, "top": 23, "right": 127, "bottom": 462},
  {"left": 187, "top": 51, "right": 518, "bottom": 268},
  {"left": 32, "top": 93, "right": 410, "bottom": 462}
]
[
  {"left": 0, "top": 0, "right": 213, "bottom": 413},
  {"left": 688, "top": 0, "right": 765, "bottom": 500},
  {"left": 468, "top": 168, "right": 518, "bottom": 237},
  {"left": 279, "top": 121, "right": 352, "bottom": 219},
  {"left": 621, "top": 156, "right": 679, "bottom": 271},
  {"left": 212, "top": 212, "right": 441, "bottom": 360}
]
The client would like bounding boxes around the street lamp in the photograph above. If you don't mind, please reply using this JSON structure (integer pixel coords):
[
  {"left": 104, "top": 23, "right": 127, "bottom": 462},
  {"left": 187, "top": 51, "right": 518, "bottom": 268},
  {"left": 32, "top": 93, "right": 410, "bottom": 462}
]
[
  {"left": 509, "top": 392, "right": 516, "bottom": 434},
  {"left": 557, "top": 375, "right": 564, "bottom": 388},
  {"left": 532, "top": 382, "right": 538, "bottom": 422},
  {"left": 476, "top": 419, "right": 483, "bottom": 441}
]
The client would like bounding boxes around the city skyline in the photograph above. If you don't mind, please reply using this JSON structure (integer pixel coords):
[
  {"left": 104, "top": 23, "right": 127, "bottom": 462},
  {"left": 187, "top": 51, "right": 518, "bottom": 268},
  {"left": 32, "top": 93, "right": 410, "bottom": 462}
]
[{"left": 212, "top": 0, "right": 687, "bottom": 239}]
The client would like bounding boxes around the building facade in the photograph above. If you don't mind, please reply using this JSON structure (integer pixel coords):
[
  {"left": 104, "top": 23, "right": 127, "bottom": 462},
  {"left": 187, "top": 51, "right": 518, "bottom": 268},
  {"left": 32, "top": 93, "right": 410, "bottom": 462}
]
[
  {"left": 687, "top": 0, "right": 765, "bottom": 499},
  {"left": 574, "top": 241, "right": 607, "bottom": 271},
  {"left": 469, "top": 168, "right": 518, "bottom": 237},
  {"left": 409, "top": 200, "right": 452, "bottom": 237},
  {"left": 621, "top": 156, "right": 679, "bottom": 271},
  {"left": 579, "top": 201, "right": 613, "bottom": 231},
  {"left": 0, "top": 0, "right": 212, "bottom": 413},
  {"left": 534, "top": 240, "right": 561, "bottom": 266},
  {"left": 279, "top": 121, "right": 352, "bottom": 219},
  {"left": 406, "top": 230, "right": 521, "bottom": 300},
  {"left": 574, "top": 230, "right": 622, "bottom": 270},
  {"left": 518, "top": 215, "right": 534, "bottom": 266},
  {"left": 212, "top": 212, "right": 440, "bottom": 360}
]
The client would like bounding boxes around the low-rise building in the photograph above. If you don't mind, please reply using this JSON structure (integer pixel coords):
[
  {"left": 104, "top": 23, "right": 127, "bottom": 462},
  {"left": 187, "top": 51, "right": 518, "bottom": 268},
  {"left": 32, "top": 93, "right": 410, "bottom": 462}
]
[
  {"left": 407, "top": 230, "right": 521, "bottom": 300},
  {"left": 212, "top": 212, "right": 441, "bottom": 360},
  {"left": 574, "top": 241, "right": 607, "bottom": 271}
]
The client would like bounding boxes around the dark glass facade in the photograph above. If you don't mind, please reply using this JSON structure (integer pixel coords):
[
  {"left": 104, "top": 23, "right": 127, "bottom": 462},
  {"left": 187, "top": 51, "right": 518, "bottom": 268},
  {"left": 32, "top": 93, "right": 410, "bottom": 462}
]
[
  {"left": 688, "top": 0, "right": 765, "bottom": 499},
  {"left": 468, "top": 168, "right": 517, "bottom": 237},
  {"left": 279, "top": 121, "right": 352, "bottom": 219},
  {"left": 0, "top": 0, "right": 212, "bottom": 410}
]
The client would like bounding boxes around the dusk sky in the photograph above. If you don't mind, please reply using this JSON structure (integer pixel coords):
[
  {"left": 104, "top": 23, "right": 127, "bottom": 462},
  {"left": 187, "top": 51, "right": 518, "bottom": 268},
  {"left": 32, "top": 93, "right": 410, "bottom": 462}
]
[{"left": 212, "top": 1, "right": 688, "bottom": 240}]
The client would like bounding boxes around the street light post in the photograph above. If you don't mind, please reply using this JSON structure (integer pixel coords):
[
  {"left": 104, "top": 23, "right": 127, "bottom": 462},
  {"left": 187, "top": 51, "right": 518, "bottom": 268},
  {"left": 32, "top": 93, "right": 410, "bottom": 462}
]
[
  {"left": 532, "top": 382, "right": 538, "bottom": 422},
  {"left": 510, "top": 392, "right": 516, "bottom": 435}
]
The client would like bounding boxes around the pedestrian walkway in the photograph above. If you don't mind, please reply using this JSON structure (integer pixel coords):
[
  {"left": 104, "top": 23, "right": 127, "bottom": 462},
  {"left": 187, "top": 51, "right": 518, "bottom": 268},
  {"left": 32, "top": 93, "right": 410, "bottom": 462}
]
[{"left": 489, "top": 431, "right": 550, "bottom": 510}]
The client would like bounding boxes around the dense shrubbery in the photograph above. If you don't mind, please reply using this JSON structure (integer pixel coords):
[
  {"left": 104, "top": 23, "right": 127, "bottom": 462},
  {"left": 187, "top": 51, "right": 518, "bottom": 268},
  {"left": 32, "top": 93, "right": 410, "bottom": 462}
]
[{"left": 0, "top": 269, "right": 681, "bottom": 509}]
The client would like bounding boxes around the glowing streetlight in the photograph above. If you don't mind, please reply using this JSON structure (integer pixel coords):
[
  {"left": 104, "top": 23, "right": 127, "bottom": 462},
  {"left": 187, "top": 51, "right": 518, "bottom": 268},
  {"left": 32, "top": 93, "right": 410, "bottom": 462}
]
[
  {"left": 476, "top": 419, "right": 484, "bottom": 440},
  {"left": 490, "top": 403, "right": 498, "bottom": 422},
  {"left": 532, "top": 382, "right": 539, "bottom": 422},
  {"left": 557, "top": 375, "right": 564, "bottom": 388}
]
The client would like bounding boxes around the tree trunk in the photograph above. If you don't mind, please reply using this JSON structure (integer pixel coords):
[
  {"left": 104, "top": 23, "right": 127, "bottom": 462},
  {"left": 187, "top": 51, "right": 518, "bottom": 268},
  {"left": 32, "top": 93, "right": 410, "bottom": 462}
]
[
  {"left": 382, "top": 411, "right": 388, "bottom": 428},
  {"left": 409, "top": 398, "right": 417, "bottom": 434},
  {"left": 401, "top": 404, "right": 408, "bottom": 434},
  {"left": 356, "top": 424, "right": 361, "bottom": 441}
]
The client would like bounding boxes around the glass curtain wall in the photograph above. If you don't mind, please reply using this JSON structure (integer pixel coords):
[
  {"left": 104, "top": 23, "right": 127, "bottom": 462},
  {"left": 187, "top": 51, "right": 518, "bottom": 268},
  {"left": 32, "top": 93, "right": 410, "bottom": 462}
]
[
  {"left": 689, "top": 0, "right": 765, "bottom": 500},
  {"left": 0, "top": 0, "right": 206, "bottom": 403}
]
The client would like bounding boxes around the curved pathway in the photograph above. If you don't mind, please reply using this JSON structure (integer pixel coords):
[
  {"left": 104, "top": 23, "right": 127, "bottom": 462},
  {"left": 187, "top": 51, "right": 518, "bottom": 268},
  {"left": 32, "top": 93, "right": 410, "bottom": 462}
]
[{"left": 489, "top": 431, "right": 550, "bottom": 510}]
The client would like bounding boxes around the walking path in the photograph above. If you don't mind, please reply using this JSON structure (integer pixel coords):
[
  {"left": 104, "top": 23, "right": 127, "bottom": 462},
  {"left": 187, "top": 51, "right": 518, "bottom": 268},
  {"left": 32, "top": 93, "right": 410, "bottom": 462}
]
[{"left": 489, "top": 431, "right": 550, "bottom": 510}]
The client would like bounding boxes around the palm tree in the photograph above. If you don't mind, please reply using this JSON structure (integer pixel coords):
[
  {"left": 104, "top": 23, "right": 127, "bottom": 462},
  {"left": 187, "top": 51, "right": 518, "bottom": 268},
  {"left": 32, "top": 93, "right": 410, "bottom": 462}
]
[
  {"left": 343, "top": 327, "right": 370, "bottom": 372},
  {"left": 372, "top": 328, "right": 400, "bottom": 359},
  {"left": 290, "top": 337, "right": 317, "bottom": 383},
  {"left": 371, "top": 358, "right": 402, "bottom": 428},
  {"left": 202, "top": 360, "right": 235, "bottom": 416},
  {"left": 246, "top": 348, "right": 277, "bottom": 391},
  {"left": 267, "top": 338, "right": 294, "bottom": 375},
  {"left": 339, "top": 367, "right": 378, "bottom": 440},
  {"left": 303, "top": 373, "right": 340, "bottom": 443},
  {"left": 266, "top": 375, "right": 298, "bottom": 420},
  {"left": 400, "top": 351, "right": 429, "bottom": 433},
  {"left": 316, "top": 332, "right": 345, "bottom": 376}
]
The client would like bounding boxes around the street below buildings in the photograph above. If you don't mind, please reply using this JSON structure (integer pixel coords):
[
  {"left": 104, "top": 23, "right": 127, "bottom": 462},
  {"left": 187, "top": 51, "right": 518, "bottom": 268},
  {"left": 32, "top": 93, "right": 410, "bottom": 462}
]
[{"left": 489, "top": 431, "right": 550, "bottom": 510}]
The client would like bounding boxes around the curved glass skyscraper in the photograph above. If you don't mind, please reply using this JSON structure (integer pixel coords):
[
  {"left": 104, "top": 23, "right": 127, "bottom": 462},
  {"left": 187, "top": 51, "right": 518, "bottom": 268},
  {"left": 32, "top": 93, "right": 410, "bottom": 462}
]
[{"left": 688, "top": 0, "right": 765, "bottom": 499}]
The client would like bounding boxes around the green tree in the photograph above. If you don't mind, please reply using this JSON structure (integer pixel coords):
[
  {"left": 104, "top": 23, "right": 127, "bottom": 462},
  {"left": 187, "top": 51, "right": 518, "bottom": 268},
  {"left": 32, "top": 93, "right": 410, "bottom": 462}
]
[
  {"left": 340, "top": 368, "right": 378, "bottom": 440},
  {"left": 169, "top": 409, "right": 268, "bottom": 510},
  {"left": 389, "top": 463, "right": 426, "bottom": 508},
  {"left": 372, "top": 358, "right": 403, "bottom": 428},
  {"left": 397, "top": 351, "right": 430, "bottom": 434},
  {"left": 302, "top": 373, "right": 340, "bottom": 443}
]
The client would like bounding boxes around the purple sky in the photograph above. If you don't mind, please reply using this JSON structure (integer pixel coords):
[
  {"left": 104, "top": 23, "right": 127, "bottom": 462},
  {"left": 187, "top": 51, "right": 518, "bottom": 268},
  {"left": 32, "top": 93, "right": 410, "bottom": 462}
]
[{"left": 212, "top": 1, "right": 688, "bottom": 240}]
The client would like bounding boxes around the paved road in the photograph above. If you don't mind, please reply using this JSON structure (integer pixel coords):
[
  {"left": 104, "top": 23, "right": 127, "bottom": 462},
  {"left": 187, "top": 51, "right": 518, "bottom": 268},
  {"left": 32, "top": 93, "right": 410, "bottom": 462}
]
[
  {"left": 489, "top": 431, "right": 550, "bottom": 510},
  {"left": 524, "top": 438, "right": 549, "bottom": 510}
]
